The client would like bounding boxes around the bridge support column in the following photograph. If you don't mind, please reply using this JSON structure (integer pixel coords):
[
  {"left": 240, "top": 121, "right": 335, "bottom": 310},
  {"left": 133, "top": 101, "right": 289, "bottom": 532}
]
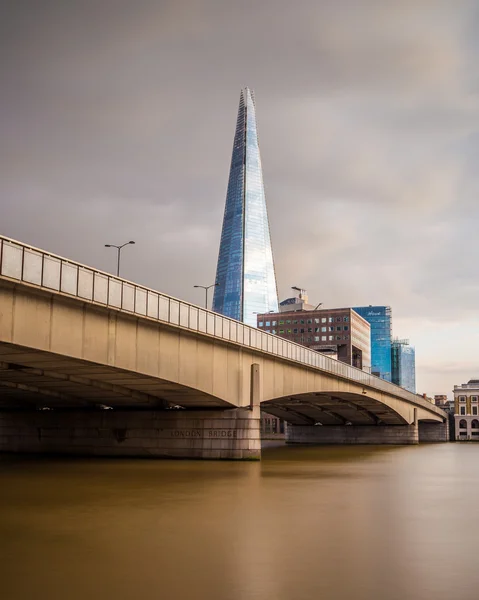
[
  {"left": 0, "top": 407, "right": 261, "bottom": 460},
  {"left": 286, "top": 423, "right": 419, "bottom": 445},
  {"left": 418, "top": 420, "right": 449, "bottom": 443}
]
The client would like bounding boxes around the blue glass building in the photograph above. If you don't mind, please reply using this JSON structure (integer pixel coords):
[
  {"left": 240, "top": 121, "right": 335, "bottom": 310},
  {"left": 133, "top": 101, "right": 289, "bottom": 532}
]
[
  {"left": 353, "top": 306, "right": 392, "bottom": 381},
  {"left": 391, "top": 339, "right": 416, "bottom": 393},
  {"left": 213, "top": 88, "right": 278, "bottom": 326}
]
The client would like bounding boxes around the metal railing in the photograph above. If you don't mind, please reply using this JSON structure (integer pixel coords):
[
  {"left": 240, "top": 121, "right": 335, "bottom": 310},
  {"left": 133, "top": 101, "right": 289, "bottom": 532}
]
[{"left": 0, "top": 235, "right": 444, "bottom": 415}]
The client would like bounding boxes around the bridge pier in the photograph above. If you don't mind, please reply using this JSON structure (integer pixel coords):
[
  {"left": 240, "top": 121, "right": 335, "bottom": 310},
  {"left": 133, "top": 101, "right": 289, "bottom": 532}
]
[
  {"left": 418, "top": 420, "right": 449, "bottom": 443},
  {"left": 286, "top": 423, "right": 420, "bottom": 445},
  {"left": 0, "top": 407, "right": 261, "bottom": 460}
]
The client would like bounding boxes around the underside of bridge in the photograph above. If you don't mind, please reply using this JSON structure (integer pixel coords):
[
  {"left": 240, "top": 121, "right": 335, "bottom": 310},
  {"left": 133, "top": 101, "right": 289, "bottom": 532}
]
[
  {"left": 0, "top": 341, "right": 262, "bottom": 459},
  {"left": 262, "top": 393, "right": 448, "bottom": 445},
  {"left": 0, "top": 341, "right": 230, "bottom": 410},
  {"left": 262, "top": 392, "right": 408, "bottom": 426}
]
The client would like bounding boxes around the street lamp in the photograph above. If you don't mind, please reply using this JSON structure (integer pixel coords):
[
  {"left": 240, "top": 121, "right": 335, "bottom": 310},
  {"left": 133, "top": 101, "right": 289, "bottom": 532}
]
[
  {"left": 193, "top": 282, "right": 218, "bottom": 310},
  {"left": 104, "top": 241, "right": 135, "bottom": 277}
]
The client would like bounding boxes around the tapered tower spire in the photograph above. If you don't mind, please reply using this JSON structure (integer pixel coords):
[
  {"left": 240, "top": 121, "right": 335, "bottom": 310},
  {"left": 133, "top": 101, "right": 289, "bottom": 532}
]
[{"left": 212, "top": 88, "right": 279, "bottom": 326}]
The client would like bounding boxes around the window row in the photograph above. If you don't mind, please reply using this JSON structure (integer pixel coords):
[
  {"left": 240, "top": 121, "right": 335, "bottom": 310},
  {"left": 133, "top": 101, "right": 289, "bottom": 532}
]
[
  {"left": 276, "top": 333, "right": 350, "bottom": 342},
  {"left": 458, "top": 419, "right": 479, "bottom": 428},
  {"left": 265, "top": 325, "right": 350, "bottom": 334},
  {"left": 458, "top": 396, "right": 479, "bottom": 402},
  {"left": 259, "top": 316, "right": 350, "bottom": 327},
  {"left": 459, "top": 406, "right": 479, "bottom": 415}
]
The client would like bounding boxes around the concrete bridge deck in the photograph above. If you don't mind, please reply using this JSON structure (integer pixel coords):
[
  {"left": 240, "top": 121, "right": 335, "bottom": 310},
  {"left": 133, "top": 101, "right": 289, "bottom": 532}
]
[{"left": 0, "top": 235, "right": 448, "bottom": 458}]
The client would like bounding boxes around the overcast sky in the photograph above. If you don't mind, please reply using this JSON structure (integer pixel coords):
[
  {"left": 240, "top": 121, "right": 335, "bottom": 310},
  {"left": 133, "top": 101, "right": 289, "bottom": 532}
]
[{"left": 1, "top": 0, "right": 478, "bottom": 397}]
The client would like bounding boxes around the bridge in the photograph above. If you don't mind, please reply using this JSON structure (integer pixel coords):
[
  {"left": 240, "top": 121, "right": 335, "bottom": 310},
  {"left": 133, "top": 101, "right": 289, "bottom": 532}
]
[{"left": 0, "top": 235, "right": 448, "bottom": 459}]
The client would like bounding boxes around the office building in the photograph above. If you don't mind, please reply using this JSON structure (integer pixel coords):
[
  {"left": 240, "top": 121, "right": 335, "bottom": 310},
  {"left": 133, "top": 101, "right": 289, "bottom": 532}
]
[
  {"left": 453, "top": 379, "right": 479, "bottom": 440},
  {"left": 391, "top": 338, "right": 416, "bottom": 393},
  {"left": 212, "top": 88, "right": 278, "bottom": 327},
  {"left": 353, "top": 305, "right": 392, "bottom": 380},
  {"left": 257, "top": 305, "right": 371, "bottom": 371}
]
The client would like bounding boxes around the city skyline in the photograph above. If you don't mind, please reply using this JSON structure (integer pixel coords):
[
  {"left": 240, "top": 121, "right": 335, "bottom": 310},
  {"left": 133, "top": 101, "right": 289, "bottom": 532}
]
[
  {"left": 213, "top": 87, "right": 279, "bottom": 326},
  {"left": 1, "top": 0, "right": 478, "bottom": 398}
]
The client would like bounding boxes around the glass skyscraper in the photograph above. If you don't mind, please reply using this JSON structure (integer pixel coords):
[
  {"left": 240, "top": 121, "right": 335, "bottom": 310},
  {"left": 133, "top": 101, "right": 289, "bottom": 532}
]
[
  {"left": 213, "top": 88, "right": 278, "bottom": 327},
  {"left": 391, "top": 339, "right": 416, "bottom": 393},
  {"left": 353, "top": 306, "right": 392, "bottom": 381}
]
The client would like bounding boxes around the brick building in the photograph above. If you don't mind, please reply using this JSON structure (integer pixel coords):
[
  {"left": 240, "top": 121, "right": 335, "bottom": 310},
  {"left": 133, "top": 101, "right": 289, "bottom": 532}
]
[{"left": 256, "top": 306, "right": 371, "bottom": 372}]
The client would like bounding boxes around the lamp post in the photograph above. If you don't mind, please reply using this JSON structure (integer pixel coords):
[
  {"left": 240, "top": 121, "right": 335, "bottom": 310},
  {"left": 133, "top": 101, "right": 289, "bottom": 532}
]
[
  {"left": 193, "top": 283, "right": 218, "bottom": 310},
  {"left": 104, "top": 241, "right": 135, "bottom": 277}
]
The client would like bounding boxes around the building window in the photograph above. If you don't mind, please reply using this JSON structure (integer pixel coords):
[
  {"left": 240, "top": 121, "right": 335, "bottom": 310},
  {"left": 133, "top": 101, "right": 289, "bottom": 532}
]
[
  {"left": 321, "top": 336, "right": 327, "bottom": 341},
  {"left": 460, "top": 406, "right": 466, "bottom": 415},
  {"left": 322, "top": 318, "right": 327, "bottom": 323},
  {"left": 287, "top": 329, "right": 292, "bottom": 334},
  {"left": 308, "top": 328, "right": 312, "bottom": 333},
  {"left": 473, "top": 407, "right": 478, "bottom": 416},
  {"left": 293, "top": 328, "right": 298, "bottom": 334},
  {"left": 279, "top": 329, "right": 284, "bottom": 334},
  {"left": 279, "top": 320, "right": 284, "bottom": 325},
  {"left": 259, "top": 322, "right": 263, "bottom": 327},
  {"left": 314, "top": 336, "right": 319, "bottom": 342},
  {"left": 459, "top": 419, "right": 467, "bottom": 428},
  {"left": 321, "top": 327, "right": 326, "bottom": 332},
  {"left": 459, "top": 396, "right": 466, "bottom": 402},
  {"left": 272, "top": 321, "right": 276, "bottom": 326},
  {"left": 307, "top": 319, "right": 312, "bottom": 324},
  {"left": 472, "top": 396, "right": 478, "bottom": 402},
  {"left": 336, "top": 336, "right": 341, "bottom": 340},
  {"left": 266, "top": 321, "right": 270, "bottom": 327},
  {"left": 307, "top": 337, "right": 312, "bottom": 342},
  {"left": 336, "top": 326, "right": 342, "bottom": 331},
  {"left": 329, "top": 317, "right": 334, "bottom": 323},
  {"left": 272, "top": 330, "right": 276, "bottom": 334},
  {"left": 329, "top": 327, "right": 334, "bottom": 332},
  {"left": 293, "top": 320, "right": 298, "bottom": 325},
  {"left": 336, "top": 317, "right": 342, "bottom": 322},
  {"left": 344, "top": 317, "right": 349, "bottom": 322},
  {"left": 344, "top": 326, "right": 349, "bottom": 331},
  {"left": 314, "top": 328, "right": 319, "bottom": 332},
  {"left": 286, "top": 320, "right": 291, "bottom": 324},
  {"left": 472, "top": 419, "right": 479, "bottom": 428},
  {"left": 314, "top": 318, "right": 319, "bottom": 324},
  {"left": 329, "top": 336, "right": 333, "bottom": 341},
  {"left": 300, "top": 320, "right": 305, "bottom": 325}
]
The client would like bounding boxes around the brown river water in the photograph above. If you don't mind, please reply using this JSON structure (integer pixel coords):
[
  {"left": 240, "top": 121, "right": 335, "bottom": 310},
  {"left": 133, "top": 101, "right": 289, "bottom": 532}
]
[{"left": 0, "top": 443, "right": 478, "bottom": 600}]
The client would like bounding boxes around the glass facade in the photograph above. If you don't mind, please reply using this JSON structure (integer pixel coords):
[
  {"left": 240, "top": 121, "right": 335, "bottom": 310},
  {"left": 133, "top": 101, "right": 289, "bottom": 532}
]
[
  {"left": 391, "top": 339, "right": 416, "bottom": 393},
  {"left": 353, "top": 306, "right": 392, "bottom": 381},
  {"left": 213, "top": 88, "right": 278, "bottom": 326}
]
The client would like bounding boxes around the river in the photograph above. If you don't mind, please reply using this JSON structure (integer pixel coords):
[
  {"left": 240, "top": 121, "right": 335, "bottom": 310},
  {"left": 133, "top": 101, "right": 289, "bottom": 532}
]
[{"left": 0, "top": 443, "right": 478, "bottom": 600}]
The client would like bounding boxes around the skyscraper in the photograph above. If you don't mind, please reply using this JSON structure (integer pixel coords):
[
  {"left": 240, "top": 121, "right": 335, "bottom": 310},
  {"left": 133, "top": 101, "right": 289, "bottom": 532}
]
[
  {"left": 391, "top": 339, "right": 416, "bottom": 393},
  {"left": 353, "top": 305, "right": 392, "bottom": 381},
  {"left": 212, "top": 88, "right": 279, "bottom": 326}
]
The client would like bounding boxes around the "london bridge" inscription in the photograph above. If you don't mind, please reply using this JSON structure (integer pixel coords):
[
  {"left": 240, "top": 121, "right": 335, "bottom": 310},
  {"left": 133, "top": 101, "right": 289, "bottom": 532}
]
[{"left": 170, "top": 429, "right": 238, "bottom": 438}]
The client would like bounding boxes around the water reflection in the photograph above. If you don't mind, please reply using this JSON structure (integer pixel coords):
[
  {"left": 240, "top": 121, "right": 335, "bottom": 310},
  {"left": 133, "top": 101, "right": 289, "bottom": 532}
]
[{"left": 0, "top": 445, "right": 478, "bottom": 600}]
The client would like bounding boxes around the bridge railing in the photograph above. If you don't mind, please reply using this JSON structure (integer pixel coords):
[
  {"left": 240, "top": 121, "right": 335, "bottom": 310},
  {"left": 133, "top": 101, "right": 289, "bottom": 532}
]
[{"left": 0, "top": 235, "right": 441, "bottom": 412}]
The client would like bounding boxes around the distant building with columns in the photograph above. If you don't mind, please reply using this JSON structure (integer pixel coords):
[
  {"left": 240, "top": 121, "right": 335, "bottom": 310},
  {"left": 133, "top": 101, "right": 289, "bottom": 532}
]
[{"left": 454, "top": 379, "right": 479, "bottom": 440}]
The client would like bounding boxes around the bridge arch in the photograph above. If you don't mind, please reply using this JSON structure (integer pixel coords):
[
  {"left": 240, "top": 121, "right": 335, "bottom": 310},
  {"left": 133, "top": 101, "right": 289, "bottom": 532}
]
[{"left": 261, "top": 391, "right": 409, "bottom": 426}]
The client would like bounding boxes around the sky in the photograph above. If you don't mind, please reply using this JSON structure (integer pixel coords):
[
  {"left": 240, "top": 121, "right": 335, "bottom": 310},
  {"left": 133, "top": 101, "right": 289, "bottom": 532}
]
[{"left": 1, "top": 0, "right": 478, "bottom": 398}]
